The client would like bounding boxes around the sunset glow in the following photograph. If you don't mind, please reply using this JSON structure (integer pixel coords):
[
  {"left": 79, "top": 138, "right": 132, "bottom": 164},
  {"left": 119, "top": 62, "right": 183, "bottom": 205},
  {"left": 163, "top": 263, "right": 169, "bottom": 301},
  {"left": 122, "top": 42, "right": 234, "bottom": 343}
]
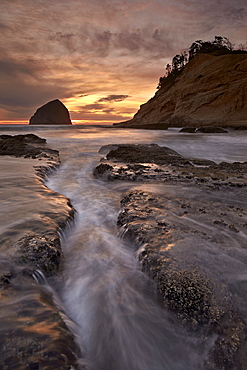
[{"left": 1, "top": 0, "right": 246, "bottom": 125}]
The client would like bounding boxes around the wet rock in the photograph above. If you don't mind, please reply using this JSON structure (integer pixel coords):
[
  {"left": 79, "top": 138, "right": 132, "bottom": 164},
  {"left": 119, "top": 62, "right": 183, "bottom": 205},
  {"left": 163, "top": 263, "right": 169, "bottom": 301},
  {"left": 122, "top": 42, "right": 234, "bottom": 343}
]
[
  {"left": 93, "top": 163, "right": 113, "bottom": 178},
  {"left": 0, "top": 270, "right": 83, "bottom": 369},
  {"left": 29, "top": 99, "right": 72, "bottom": 125},
  {"left": 98, "top": 144, "right": 122, "bottom": 154},
  {"left": 106, "top": 144, "right": 184, "bottom": 165},
  {"left": 116, "top": 188, "right": 247, "bottom": 369},
  {"left": 179, "top": 127, "right": 197, "bottom": 133},
  {"left": 196, "top": 126, "right": 228, "bottom": 133},
  {"left": 180, "top": 126, "right": 228, "bottom": 133},
  {"left": 94, "top": 143, "right": 247, "bottom": 188},
  {"left": 0, "top": 133, "right": 46, "bottom": 144},
  {"left": 15, "top": 235, "right": 61, "bottom": 277},
  {"left": 0, "top": 273, "right": 12, "bottom": 289},
  {"left": 0, "top": 134, "right": 58, "bottom": 159},
  {"left": 94, "top": 141, "right": 247, "bottom": 368},
  {"left": 0, "top": 136, "right": 82, "bottom": 368}
]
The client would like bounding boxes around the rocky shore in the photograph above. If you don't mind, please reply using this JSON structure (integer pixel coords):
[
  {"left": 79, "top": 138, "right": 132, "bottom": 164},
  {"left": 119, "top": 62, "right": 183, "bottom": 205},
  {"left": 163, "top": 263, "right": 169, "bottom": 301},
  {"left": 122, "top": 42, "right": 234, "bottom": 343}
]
[
  {"left": 94, "top": 143, "right": 247, "bottom": 369},
  {"left": 94, "top": 143, "right": 247, "bottom": 189},
  {"left": 0, "top": 134, "right": 82, "bottom": 369},
  {"left": 0, "top": 134, "right": 75, "bottom": 273}
]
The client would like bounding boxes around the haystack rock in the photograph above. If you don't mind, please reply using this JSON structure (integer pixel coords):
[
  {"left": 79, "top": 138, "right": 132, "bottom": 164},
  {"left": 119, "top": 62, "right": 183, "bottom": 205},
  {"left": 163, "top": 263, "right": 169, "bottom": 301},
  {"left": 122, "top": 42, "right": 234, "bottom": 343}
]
[
  {"left": 115, "top": 53, "right": 247, "bottom": 129},
  {"left": 29, "top": 99, "right": 72, "bottom": 125}
]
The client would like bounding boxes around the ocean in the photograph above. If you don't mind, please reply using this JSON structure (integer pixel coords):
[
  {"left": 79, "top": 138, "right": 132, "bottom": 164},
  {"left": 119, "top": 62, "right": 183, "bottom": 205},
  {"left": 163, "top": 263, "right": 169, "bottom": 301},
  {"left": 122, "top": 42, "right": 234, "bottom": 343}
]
[{"left": 0, "top": 124, "right": 247, "bottom": 369}]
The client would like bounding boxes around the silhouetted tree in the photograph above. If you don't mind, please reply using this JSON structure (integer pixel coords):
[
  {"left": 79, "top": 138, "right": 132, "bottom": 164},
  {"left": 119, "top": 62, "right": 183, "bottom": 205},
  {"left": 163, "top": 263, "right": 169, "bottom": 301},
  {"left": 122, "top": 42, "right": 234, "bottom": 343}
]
[
  {"left": 189, "top": 36, "right": 234, "bottom": 60},
  {"left": 189, "top": 40, "right": 203, "bottom": 60},
  {"left": 157, "top": 36, "right": 238, "bottom": 90},
  {"left": 165, "top": 63, "right": 172, "bottom": 76},
  {"left": 172, "top": 54, "right": 181, "bottom": 72},
  {"left": 213, "top": 36, "right": 234, "bottom": 51},
  {"left": 238, "top": 43, "right": 246, "bottom": 51},
  {"left": 157, "top": 76, "right": 165, "bottom": 89},
  {"left": 171, "top": 51, "right": 188, "bottom": 72}
]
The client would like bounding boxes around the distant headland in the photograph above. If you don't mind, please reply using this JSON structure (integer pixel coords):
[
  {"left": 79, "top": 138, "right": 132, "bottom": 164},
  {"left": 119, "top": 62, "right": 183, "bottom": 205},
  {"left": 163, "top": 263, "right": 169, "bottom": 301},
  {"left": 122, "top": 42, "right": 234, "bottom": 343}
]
[
  {"left": 115, "top": 36, "right": 247, "bottom": 130},
  {"left": 29, "top": 99, "right": 72, "bottom": 125}
]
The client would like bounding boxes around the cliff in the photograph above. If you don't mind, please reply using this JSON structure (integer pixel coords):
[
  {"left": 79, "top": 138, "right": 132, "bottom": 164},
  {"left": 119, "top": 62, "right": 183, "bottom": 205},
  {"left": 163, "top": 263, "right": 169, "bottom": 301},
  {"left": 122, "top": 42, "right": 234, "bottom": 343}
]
[
  {"left": 115, "top": 53, "right": 247, "bottom": 129},
  {"left": 30, "top": 99, "right": 72, "bottom": 125}
]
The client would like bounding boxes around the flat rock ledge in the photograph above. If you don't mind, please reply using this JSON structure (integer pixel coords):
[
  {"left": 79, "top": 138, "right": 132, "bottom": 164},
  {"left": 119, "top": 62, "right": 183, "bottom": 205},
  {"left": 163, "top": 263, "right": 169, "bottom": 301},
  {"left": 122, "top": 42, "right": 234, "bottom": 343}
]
[
  {"left": 180, "top": 126, "right": 228, "bottom": 133},
  {"left": 0, "top": 134, "right": 75, "bottom": 275},
  {"left": 94, "top": 143, "right": 247, "bottom": 369},
  {"left": 0, "top": 133, "right": 59, "bottom": 159},
  {"left": 94, "top": 143, "right": 247, "bottom": 189},
  {"left": 0, "top": 265, "right": 82, "bottom": 370}
]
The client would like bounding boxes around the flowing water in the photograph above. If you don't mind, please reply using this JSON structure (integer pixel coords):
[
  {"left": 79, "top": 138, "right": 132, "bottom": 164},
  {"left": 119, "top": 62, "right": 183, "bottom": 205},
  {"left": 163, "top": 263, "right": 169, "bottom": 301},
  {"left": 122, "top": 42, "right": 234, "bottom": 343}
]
[{"left": 0, "top": 125, "right": 247, "bottom": 369}]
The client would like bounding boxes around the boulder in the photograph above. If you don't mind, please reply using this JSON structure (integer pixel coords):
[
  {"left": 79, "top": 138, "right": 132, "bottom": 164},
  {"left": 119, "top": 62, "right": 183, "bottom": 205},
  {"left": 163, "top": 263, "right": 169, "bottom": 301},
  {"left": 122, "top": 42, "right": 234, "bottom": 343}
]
[
  {"left": 196, "top": 126, "right": 228, "bottom": 133},
  {"left": 179, "top": 127, "right": 197, "bottom": 133},
  {"left": 0, "top": 134, "right": 58, "bottom": 158},
  {"left": 29, "top": 99, "right": 72, "bottom": 125},
  {"left": 180, "top": 126, "right": 228, "bottom": 133}
]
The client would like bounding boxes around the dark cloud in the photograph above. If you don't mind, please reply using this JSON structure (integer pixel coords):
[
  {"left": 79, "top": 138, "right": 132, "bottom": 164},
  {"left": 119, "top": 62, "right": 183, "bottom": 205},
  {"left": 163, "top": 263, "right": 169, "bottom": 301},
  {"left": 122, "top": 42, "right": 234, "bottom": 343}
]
[
  {"left": 103, "top": 108, "right": 115, "bottom": 114},
  {"left": 0, "top": 54, "right": 73, "bottom": 119},
  {"left": 45, "top": 24, "right": 174, "bottom": 58},
  {"left": 80, "top": 103, "right": 105, "bottom": 111},
  {"left": 48, "top": 32, "right": 78, "bottom": 52},
  {"left": 224, "top": 7, "right": 247, "bottom": 22},
  {"left": 0, "top": 55, "right": 43, "bottom": 79},
  {"left": 84, "top": 27, "right": 174, "bottom": 57},
  {"left": 97, "top": 94, "right": 130, "bottom": 103},
  {"left": 0, "top": 21, "right": 10, "bottom": 30},
  {"left": 70, "top": 110, "right": 130, "bottom": 122},
  {"left": 49, "top": 32, "right": 77, "bottom": 41}
]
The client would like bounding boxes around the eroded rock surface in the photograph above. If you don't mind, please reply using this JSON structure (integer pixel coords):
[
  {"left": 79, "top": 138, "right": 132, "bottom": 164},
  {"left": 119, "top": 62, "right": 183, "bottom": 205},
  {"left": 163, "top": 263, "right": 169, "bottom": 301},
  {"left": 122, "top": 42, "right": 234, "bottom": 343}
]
[
  {"left": 0, "top": 264, "right": 82, "bottom": 370},
  {"left": 117, "top": 189, "right": 247, "bottom": 369},
  {"left": 0, "top": 135, "right": 82, "bottom": 368},
  {"left": 180, "top": 126, "right": 228, "bottom": 133},
  {"left": 94, "top": 144, "right": 247, "bottom": 188},
  {"left": 0, "top": 133, "right": 59, "bottom": 159},
  {"left": 94, "top": 143, "right": 247, "bottom": 369}
]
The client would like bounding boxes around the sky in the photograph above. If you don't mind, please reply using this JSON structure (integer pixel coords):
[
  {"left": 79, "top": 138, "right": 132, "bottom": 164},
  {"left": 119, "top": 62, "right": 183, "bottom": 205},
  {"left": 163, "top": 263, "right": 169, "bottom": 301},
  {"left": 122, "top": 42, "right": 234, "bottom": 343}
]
[{"left": 0, "top": 0, "right": 246, "bottom": 125}]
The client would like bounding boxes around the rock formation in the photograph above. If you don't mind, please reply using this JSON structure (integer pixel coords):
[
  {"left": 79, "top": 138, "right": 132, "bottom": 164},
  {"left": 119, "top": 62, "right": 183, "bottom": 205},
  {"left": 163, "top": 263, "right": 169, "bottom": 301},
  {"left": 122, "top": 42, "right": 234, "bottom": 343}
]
[
  {"left": 29, "top": 99, "right": 72, "bottom": 125},
  {"left": 94, "top": 143, "right": 247, "bottom": 368},
  {"left": 94, "top": 143, "right": 247, "bottom": 187},
  {"left": 115, "top": 53, "right": 247, "bottom": 129},
  {"left": 0, "top": 136, "right": 81, "bottom": 368},
  {"left": 0, "top": 133, "right": 58, "bottom": 158}
]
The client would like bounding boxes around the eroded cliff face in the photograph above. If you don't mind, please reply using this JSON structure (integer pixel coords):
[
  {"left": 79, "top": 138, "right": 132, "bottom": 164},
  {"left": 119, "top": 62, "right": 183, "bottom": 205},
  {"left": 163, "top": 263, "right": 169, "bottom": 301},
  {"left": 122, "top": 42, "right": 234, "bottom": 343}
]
[{"left": 115, "top": 53, "right": 247, "bottom": 129}]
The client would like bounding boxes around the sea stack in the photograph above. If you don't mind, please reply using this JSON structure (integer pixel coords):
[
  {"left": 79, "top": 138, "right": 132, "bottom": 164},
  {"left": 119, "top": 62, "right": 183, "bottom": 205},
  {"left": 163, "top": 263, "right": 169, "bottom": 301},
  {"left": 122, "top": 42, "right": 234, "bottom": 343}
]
[{"left": 29, "top": 99, "right": 72, "bottom": 125}]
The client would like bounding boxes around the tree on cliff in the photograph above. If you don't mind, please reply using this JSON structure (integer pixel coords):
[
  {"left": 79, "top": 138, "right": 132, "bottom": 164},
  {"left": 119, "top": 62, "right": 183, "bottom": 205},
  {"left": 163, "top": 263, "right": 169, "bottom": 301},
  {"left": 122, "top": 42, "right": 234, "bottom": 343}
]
[
  {"left": 157, "top": 52, "right": 188, "bottom": 88},
  {"left": 157, "top": 36, "right": 236, "bottom": 90},
  {"left": 172, "top": 51, "right": 188, "bottom": 72},
  {"left": 189, "top": 36, "right": 234, "bottom": 60}
]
